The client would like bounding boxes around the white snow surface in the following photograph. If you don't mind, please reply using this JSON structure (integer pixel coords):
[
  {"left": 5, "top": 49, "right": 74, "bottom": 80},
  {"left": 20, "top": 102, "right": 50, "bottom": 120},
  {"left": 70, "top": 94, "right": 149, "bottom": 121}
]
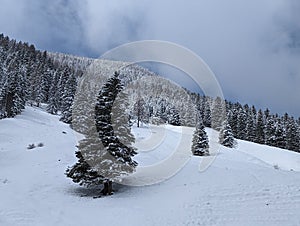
[{"left": 0, "top": 107, "right": 300, "bottom": 226}]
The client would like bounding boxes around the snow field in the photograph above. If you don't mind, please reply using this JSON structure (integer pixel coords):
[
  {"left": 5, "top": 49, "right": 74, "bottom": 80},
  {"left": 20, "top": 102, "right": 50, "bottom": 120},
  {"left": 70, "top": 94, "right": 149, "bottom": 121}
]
[{"left": 0, "top": 107, "right": 299, "bottom": 225}]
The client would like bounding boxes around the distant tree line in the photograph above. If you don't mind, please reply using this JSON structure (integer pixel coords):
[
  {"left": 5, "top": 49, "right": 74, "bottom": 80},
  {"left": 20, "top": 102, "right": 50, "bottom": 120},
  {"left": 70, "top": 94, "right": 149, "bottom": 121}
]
[
  {"left": 190, "top": 93, "right": 300, "bottom": 153},
  {"left": 0, "top": 34, "right": 77, "bottom": 122},
  {"left": 0, "top": 33, "right": 299, "bottom": 153}
]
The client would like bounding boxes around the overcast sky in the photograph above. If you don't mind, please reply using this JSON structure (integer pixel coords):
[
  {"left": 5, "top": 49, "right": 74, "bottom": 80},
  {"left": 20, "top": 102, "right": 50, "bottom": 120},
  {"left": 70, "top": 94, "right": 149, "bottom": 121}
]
[{"left": 0, "top": 0, "right": 299, "bottom": 116}]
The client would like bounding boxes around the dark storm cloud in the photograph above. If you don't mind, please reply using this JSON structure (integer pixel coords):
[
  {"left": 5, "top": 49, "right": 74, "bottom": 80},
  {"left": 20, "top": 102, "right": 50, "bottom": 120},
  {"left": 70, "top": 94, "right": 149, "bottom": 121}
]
[
  {"left": 0, "top": 0, "right": 145, "bottom": 56},
  {"left": 0, "top": 0, "right": 85, "bottom": 54},
  {"left": 0, "top": 0, "right": 299, "bottom": 116}
]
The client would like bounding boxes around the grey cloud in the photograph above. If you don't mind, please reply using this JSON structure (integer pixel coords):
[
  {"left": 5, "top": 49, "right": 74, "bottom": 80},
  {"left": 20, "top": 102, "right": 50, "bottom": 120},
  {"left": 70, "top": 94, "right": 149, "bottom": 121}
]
[
  {"left": 0, "top": 0, "right": 85, "bottom": 54},
  {"left": 74, "top": 0, "right": 147, "bottom": 56},
  {"left": 136, "top": 0, "right": 300, "bottom": 116},
  {"left": 0, "top": 0, "right": 145, "bottom": 56},
  {"left": 272, "top": 0, "right": 300, "bottom": 54},
  {"left": 0, "top": 0, "right": 299, "bottom": 116}
]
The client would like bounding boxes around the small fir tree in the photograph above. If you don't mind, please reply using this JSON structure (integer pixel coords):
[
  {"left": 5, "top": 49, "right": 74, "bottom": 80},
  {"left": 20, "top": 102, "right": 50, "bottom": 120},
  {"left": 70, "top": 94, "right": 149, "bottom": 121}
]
[
  {"left": 211, "top": 96, "right": 226, "bottom": 131},
  {"left": 133, "top": 96, "right": 146, "bottom": 127},
  {"left": 60, "top": 73, "right": 77, "bottom": 123},
  {"left": 255, "top": 109, "right": 265, "bottom": 144},
  {"left": 286, "top": 117, "right": 300, "bottom": 152},
  {"left": 168, "top": 107, "right": 181, "bottom": 126},
  {"left": 191, "top": 115, "right": 209, "bottom": 156},
  {"left": 219, "top": 121, "right": 235, "bottom": 148}
]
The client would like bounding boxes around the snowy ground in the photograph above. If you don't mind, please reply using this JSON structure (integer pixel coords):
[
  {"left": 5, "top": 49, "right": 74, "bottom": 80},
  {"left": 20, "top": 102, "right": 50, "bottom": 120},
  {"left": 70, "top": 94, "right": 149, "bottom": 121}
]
[{"left": 0, "top": 107, "right": 300, "bottom": 226}]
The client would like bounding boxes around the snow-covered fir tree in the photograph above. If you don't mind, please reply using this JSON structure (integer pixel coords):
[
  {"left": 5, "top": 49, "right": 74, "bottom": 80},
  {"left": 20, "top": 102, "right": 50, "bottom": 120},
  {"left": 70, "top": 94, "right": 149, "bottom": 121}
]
[
  {"left": 156, "top": 99, "right": 168, "bottom": 123},
  {"left": 66, "top": 72, "right": 137, "bottom": 195},
  {"left": 202, "top": 97, "right": 212, "bottom": 127},
  {"left": 94, "top": 71, "right": 137, "bottom": 194},
  {"left": 274, "top": 118, "right": 286, "bottom": 149},
  {"left": 245, "top": 106, "right": 257, "bottom": 142},
  {"left": 211, "top": 96, "right": 226, "bottom": 131},
  {"left": 46, "top": 71, "right": 60, "bottom": 114},
  {"left": 285, "top": 117, "right": 300, "bottom": 152},
  {"left": 255, "top": 109, "right": 265, "bottom": 144},
  {"left": 133, "top": 96, "right": 146, "bottom": 127},
  {"left": 219, "top": 120, "right": 235, "bottom": 148},
  {"left": 265, "top": 116, "right": 277, "bottom": 146},
  {"left": 168, "top": 107, "right": 181, "bottom": 126},
  {"left": 181, "top": 100, "right": 196, "bottom": 127},
  {"left": 191, "top": 114, "right": 209, "bottom": 156},
  {"left": 57, "top": 66, "right": 73, "bottom": 110},
  {"left": 60, "top": 72, "right": 77, "bottom": 123},
  {"left": 237, "top": 107, "right": 247, "bottom": 140},
  {"left": 227, "top": 103, "right": 239, "bottom": 137}
]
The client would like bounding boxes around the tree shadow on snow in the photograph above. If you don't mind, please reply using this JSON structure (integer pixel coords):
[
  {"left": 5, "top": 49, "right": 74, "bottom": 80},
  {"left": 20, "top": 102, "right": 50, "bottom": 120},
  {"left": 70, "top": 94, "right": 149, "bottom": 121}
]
[
  {"left": 66, "top": 183, "right": 136, "bottom": 198},
  {"left": 67, "top": 185, "right": 103, "bottom": 198}
]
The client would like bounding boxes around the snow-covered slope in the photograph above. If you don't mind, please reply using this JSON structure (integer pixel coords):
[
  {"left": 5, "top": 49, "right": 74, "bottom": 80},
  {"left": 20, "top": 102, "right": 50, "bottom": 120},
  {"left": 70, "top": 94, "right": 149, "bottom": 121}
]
[{"left": 0, "top": 107, "right": 300, "bottom": 226}]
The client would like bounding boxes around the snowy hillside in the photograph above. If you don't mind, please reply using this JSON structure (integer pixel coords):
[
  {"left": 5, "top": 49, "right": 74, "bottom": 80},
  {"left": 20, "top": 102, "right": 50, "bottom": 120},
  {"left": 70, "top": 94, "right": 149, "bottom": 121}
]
[{"left": 0, "top": 107, "right": 300, "bottom": 226}]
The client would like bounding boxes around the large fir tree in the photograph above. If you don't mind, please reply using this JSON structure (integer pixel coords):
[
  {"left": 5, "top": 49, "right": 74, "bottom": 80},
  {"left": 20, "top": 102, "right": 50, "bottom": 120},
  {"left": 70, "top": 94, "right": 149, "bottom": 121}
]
[
  {"left": 66, "top": 72, "right": 137, "bottom": 195},
  {"left": 94, "top": 71, "right": 137, "bottom": 194}
]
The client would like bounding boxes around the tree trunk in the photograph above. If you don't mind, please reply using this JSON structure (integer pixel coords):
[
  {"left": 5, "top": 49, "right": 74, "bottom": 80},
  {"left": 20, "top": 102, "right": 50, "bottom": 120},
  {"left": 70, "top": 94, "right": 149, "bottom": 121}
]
[
  {"left": 108, "top": 180, "right": 113, "bottom": 195},
  {"left": 101, "top": 180, "right": 113, "bottom": 195},
  {"left": 6, "top": 92, "right": 14, "bottom": 117}
]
